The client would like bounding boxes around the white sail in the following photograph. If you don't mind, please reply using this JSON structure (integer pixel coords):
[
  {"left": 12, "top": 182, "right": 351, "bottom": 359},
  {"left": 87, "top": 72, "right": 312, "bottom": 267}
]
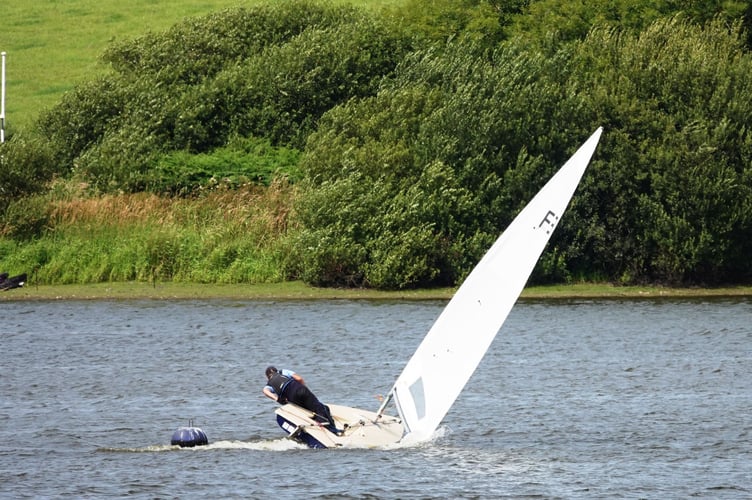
[{"left": 389, "top": 127, "right": 603, "bottom": 442}]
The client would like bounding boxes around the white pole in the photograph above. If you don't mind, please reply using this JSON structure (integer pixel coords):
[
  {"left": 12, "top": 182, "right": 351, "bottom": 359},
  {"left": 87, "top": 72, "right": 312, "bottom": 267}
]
[{"left": 1, "top": 51, "right": 6, "bottom": 143}]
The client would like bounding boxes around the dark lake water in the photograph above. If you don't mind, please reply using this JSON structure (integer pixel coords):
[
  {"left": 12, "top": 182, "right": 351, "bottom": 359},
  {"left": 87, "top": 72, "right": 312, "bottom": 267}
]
[{"left": 1, "top": 297, "right": 750, "bottom": 498}]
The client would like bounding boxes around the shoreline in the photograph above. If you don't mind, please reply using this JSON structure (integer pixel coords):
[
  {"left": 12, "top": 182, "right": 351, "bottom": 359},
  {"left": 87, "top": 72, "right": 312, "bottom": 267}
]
[{"left": 2, "top": 281, "right": 751, "bottom": 301}]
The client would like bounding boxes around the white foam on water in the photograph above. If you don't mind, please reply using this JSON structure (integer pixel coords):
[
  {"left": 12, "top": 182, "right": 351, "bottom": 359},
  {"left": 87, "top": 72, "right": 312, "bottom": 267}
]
[{"left": 99, "top": 438, "right": 306, "bottom": 453}]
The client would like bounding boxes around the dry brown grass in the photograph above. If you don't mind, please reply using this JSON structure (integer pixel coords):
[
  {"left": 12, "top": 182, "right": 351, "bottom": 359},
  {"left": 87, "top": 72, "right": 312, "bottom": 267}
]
[{"left": 48, "top": 180, "right": 298, "bottom": 237}]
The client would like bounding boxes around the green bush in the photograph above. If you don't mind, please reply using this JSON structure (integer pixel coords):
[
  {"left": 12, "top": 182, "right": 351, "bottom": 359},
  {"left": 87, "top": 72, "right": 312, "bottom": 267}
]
[
  {"left": 293, "top": 16, "right": 752, "bottom": 288},
  {"left": 177, "top": 14, "right": 412, "bottom": 149},
  {"left": 36, "top": 77, "right": 128, "bottom": 172},
  {"left": 0, "top": 195, "right": 51, "bottom": 240},
  {"left": 146, "top": 137, "right": 302, "bottom": 195},
  {"left": 293, "top": 39, "right": 591, "bottom": 288},
  {"left": 570, "top": 17, "right": 752, "bottom": 284},
  {"left": 101, "top": 1, "right": 364, "bottom": 85},
  {"left": 385, "top": 0, "right": 504, "bottom": 49},
  {"left": 32, "top": 1, "right": 411, "bottom": 193},
  {"left": 0, "top": 135, "right": 56, "bottom": 212},
  {"left": 507, "top": 0, "right": 750, "bottom": 44}
]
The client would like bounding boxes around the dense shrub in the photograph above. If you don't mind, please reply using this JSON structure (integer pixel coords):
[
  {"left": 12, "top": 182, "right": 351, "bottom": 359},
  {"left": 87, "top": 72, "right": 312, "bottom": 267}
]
[
  {"left": 34, "top": 1, "right": 411, "bottom": 193},
  {"left": 570, "top": 17, "right": 752, "bottom": 284},
  {"left": 36, "top": 77, "right": 129, "bottom": 171},
  {"left": 180, "top": 15, "right": 412, "bottom": 149},
  {"left": 101, "top": 1, "right": 364, "bottom": 85},
  {"left": 385, "top": 0, "right": 504, "bottom": 49},
  {"left": 0, "top": 195, "right": 51, "bottom": 240},
  {"left": 290, "top": 41, "right": 583, "bottom": 288},
  {"left": 0, "top": 134, "right": 55, "bottom": 215},
  {"left": 507, "top": 0, "right": 750, "bottom": 44},
  {"left": 146, "top": 137, "right": 302, "bottom": 195},
  {"left": 291, "top": 16, "right": 752, "bottom": 288}
]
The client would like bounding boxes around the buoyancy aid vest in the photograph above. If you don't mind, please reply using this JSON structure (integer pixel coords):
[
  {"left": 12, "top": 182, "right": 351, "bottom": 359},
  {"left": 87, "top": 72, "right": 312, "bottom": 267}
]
[{"left": 268, "top": 372, "right": 293, "bottom": 397}]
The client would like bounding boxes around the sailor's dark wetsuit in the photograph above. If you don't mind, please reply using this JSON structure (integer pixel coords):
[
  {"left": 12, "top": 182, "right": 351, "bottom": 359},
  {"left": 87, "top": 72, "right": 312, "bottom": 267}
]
[{"left": 267, "top": 372, "right": 337, "bottom": 431}]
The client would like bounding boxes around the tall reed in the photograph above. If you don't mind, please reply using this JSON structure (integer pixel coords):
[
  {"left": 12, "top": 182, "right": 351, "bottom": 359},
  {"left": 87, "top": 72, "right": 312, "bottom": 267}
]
[{"left": 0, "top": 180, "right": 298, "bottom": 285}]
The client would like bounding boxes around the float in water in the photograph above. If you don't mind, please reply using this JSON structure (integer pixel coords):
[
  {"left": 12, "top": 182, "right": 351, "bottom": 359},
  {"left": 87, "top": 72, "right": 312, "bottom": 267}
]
[{"left": 171, "top": 421, "right": 209, "bottom": 447}]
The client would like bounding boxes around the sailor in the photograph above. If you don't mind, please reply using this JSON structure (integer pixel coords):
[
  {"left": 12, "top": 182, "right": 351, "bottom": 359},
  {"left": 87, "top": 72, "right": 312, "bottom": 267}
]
[{"left": 263, "top": 366, "right": 339, "bottom": 433}]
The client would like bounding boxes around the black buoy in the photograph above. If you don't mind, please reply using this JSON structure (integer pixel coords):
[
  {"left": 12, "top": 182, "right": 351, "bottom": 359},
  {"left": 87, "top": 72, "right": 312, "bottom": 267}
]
[{"left": 171, "top": 420, "right": 209, "bottom": 447}]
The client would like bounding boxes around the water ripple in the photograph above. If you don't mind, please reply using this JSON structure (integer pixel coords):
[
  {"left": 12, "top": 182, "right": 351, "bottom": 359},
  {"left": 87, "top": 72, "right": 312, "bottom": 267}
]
[{"left": 1, "top": 298, "right": 750, "bottom": 498}]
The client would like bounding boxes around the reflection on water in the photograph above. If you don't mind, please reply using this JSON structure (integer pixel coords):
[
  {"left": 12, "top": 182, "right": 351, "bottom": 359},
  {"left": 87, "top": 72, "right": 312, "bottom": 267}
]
[{"left": 1, "top": 298, "right": 750, "bottom": 498}]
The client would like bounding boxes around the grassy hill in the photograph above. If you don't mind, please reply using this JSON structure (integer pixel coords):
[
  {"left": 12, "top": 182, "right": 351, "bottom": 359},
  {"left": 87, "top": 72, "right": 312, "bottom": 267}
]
[
  {"left": 0, "top": 0, "right": 399, "bottom": 131},
  {"left": 2, "top": 1, "right": 751, "bottom": 289}
]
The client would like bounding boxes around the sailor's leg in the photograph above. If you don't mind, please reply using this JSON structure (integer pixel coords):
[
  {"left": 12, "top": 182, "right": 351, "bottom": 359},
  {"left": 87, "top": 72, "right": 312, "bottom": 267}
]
[{"left": 293, "top": 386, "right": 338, "bottom": 431}]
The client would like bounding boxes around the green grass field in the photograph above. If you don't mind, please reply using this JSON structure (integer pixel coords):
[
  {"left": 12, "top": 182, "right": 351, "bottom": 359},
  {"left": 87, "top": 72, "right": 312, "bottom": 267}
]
[
  {"left": 0, "top": 1, "right": 256, "bottom": 130},
  {"left": 0, "top": 0, "right": 401, "bottom": 131}
]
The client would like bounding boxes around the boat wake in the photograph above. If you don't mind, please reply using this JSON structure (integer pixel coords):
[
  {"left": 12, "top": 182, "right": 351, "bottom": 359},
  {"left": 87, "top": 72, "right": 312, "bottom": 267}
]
[
  {"left": 98, "top": 426, "right": 447, "bottom": 453},
  {"left": 379, "top": 426, "right": 448, "bottom": 450},
  {"left": 98, "top": 438, "right": 306, "bottom": 453}
]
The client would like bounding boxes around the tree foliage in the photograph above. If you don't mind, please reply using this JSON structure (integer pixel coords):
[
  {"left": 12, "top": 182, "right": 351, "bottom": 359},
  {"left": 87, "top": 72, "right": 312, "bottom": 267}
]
[
  {"left": 507, "top": 0, "right": 750, "bottom": 43},
  {"left": 0, "top": 134, "right": 55, "bottom": 215},
  {"left": 384, "top": 0, "right": 505, "bottom": 48},
  {"left": 291, "top": 16, "right": 752, "bottom": 288},
  {"left": 33, "top": 1, "right": 412, "bottom": 194},
  {"left": 572, "top": 17, "right": 752, "bottom": 284}
]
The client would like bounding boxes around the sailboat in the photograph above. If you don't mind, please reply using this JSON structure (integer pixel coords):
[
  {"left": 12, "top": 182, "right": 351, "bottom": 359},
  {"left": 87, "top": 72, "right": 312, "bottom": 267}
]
[{"left": 274, "top": 127, "right": 603, "bottom": 448}]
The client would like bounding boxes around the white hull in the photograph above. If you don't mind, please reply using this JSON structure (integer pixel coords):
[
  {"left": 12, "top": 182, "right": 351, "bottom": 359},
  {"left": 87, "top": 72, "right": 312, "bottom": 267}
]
[{"left": 275, "top": 403, "right": 404, "bottom": 448}]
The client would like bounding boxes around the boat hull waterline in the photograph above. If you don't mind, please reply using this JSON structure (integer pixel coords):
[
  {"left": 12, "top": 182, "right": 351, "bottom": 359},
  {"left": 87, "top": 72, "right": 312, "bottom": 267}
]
[{"left": 275, "top": 403, "right": 404, "bottom": 449}]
